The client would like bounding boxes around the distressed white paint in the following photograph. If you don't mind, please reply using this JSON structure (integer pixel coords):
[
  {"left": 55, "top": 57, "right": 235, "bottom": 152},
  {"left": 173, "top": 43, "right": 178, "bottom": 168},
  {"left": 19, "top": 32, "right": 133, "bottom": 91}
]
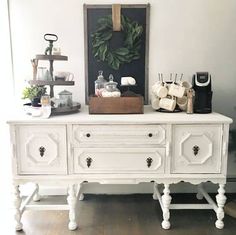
[{"left": 8, "top": 109, "right": 232, "bottom": 230}]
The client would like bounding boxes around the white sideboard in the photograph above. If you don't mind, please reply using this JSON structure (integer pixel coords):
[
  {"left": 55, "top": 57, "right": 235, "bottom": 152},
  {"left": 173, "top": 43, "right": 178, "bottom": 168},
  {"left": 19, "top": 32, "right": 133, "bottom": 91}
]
[{"left": 7, "top": 106, "right": 232, "bottom": 231}]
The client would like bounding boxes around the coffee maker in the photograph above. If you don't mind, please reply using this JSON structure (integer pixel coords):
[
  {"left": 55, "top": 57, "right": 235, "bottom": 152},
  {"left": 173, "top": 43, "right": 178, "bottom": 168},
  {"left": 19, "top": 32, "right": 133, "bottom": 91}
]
[{"left": 192, "top": 72, "right": 212, "bottom": 113}]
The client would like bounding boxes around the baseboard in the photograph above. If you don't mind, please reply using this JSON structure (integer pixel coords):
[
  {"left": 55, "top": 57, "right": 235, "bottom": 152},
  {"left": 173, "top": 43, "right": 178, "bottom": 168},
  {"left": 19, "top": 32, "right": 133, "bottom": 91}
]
[{"left": 227, "top": 177, "right": 236, "bottom": 182}]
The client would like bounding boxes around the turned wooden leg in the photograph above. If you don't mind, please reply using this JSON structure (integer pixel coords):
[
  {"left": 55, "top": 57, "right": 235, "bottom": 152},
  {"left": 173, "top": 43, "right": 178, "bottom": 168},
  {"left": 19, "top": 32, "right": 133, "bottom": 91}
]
[
  {"left": 13, "top": 185, "right": 23, "bottom": 231},
  {"left": 152, "top": 182, "right": 158, "bottom": 200},
  {"left": 161, "top": 184, "right": 172, "bottom": 229},
  {"left": 67, "top": 184, "right": 78, "bottom": 230},
  {"left": 76, "top": 183, "right": 84, "bottom": 201},
  {"left": 215, "top": 184, "right": 227, "bottom": 229},
  {"left": 196, "top": 184, "right": 204, "bottom": 200},
  {"left": 33, "top": 183, "right": 41, "bottom": 202}
]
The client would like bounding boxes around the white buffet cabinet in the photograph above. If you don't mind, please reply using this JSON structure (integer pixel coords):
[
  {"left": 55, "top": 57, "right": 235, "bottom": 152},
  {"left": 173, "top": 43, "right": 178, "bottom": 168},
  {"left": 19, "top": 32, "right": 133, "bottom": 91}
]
[{"left": 8, "top": 106, "right": 232, "bottom": 231}]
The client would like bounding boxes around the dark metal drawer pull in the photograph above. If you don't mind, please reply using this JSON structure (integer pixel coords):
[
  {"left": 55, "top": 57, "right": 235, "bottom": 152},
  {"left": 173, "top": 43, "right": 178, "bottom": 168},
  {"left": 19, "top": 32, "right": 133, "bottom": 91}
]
[
  {"left": 146, "top": 157, "right": 153, "bottom": 168},
  {"left": 86, "top": 157, "right": 92, "bottom": 168},
  {"left": 86, "top": 133, "right": 91, "bottom": 138},
  {"left": 148, "top": 133, "right": 153, "bottom": 137},
  {"left": 39, "top": 146, "right": 46, "bottom": 157},
  {"left": 193, "top": 145, "right": 200, "bottom": 156}
]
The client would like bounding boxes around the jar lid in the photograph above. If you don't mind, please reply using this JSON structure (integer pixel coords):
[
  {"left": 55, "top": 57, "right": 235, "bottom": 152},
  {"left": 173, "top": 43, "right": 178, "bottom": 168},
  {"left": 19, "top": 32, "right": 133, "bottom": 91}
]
[
  {"left": 106, "top": 74, "right": 117, "bottom": 86},
  {"left": 58, "top": 90, "right": 72, "bottom": 95}
]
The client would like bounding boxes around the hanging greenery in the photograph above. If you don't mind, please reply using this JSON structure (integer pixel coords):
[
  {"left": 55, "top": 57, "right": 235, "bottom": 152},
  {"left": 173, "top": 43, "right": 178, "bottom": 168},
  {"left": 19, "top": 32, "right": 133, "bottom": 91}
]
[{"left": 91, "top": 15, "right": 143, "bottom": 70}]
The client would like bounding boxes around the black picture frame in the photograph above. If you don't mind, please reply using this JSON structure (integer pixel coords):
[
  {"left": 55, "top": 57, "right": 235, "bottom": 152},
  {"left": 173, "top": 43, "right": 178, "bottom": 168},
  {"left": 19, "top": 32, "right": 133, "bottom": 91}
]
[{"left": 84, "top": 4, "right": 150, "bottom": 104}]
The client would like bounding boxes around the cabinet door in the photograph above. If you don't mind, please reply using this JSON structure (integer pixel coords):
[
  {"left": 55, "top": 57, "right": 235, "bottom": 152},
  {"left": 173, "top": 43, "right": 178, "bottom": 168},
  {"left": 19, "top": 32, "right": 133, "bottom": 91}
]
[
  {"left": 171, "top": 125, "right": 222, "bottom": 173},
  {"left": 73, "top": 148, "right": 165, "bottom": 174},
  {"left": 16, "top": 125, "right": 67, "bottom": 174}
]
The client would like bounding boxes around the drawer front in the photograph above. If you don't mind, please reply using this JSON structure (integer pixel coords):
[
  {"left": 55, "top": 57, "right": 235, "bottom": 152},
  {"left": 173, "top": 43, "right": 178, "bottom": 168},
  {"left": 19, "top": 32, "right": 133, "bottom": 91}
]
[
  {"left": 16, "top": 125, "right": 67, "bottom": 174},
  {"left": 73, "top": 148, "right": 165, "bottom": 173},
  {"left": 171, "top": 125, "right": 222, "bottom": 173},
  {"left": 73, "top": 125, "right": 166, "bottom": 146}
]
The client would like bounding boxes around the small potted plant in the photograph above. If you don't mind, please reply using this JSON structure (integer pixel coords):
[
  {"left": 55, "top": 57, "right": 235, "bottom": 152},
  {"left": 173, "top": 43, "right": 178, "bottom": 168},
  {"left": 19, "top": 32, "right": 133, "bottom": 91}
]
[{"left": 22, "top": 85, "right": 47, "bottom": 107}]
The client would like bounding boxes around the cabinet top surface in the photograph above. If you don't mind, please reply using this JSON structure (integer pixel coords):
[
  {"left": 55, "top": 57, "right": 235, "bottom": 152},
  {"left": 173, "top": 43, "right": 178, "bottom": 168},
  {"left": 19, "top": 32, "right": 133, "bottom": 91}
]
[{"left": 7, "top": 105, "right": 233, "bottom": 125}]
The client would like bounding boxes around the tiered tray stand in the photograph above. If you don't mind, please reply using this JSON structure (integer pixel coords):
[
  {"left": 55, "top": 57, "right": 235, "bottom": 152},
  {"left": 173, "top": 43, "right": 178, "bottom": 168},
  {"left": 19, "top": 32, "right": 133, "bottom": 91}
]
[
  {"left": 29, "top": 54, "right": 74, "bottom": 98},
  {"left": 28, "top": 54, "right": 80, "bottom": 115}
]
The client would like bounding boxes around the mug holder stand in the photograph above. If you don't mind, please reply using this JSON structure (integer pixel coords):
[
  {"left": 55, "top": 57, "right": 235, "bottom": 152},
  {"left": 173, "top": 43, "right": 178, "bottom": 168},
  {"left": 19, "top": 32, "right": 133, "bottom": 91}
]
[{"left": 156, "top": 105, "right": 182, "bottom": 113}]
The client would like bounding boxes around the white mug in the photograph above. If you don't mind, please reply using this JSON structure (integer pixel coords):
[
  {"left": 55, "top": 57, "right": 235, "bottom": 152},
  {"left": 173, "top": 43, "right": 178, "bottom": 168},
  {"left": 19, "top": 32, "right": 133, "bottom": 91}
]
[
  {"left": 168, "top": 83, "right": 185, "bottom": 98},
  {"left": 177, "top": 96, "right": 188, "bottom": 111},
  {"left": 154, "top": 83, "right": 168, "bottom": 98},
  {"left": 55, "top": 72, "right": 74, "bottom": 81},
  {"left": 151, "top": 96, "right": 161, "bottom": 110},
  {"left": 151, "top": 82, "right": 161, "bottom": 95},
  {"left": 159, "top": 96, "right": 176, "bottom": 111}
]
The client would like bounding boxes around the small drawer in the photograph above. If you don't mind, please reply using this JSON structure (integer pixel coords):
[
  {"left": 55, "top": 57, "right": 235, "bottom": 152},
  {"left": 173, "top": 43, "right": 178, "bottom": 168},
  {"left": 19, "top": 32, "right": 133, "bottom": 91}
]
[
  {"left": 16, "top": 125, "right": 67, "bottom": 174},
  {"left": 171, "top": 125, "right": 222, "bottom": 174},
  {"left": 73, "top": 125, "right": 166, "bottom": 147},
  {"left": 73, "top": 148, "right": 165, "bottom": 174}
]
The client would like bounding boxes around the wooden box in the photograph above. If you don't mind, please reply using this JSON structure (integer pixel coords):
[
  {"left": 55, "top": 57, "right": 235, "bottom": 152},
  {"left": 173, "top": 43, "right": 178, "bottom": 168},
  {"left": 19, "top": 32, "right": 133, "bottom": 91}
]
[{"left": 89, "top": 96, "right": 144, "bottom": 114}]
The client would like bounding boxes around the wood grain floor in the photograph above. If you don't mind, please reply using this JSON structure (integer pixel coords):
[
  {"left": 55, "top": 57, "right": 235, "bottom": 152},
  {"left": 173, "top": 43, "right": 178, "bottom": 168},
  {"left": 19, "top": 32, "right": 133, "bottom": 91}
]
[{"left": 13, "top": 194, "right": 236, "bottom": 235}]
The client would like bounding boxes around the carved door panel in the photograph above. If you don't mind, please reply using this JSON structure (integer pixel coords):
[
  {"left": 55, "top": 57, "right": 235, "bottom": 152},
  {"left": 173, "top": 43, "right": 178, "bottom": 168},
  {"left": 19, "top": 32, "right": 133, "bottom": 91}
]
[
  {"left": 171, "top": 125, "right": 222, "bottom": 173},
  {"left": 16, "top": 125, "right": 67, "bottom": 174}
]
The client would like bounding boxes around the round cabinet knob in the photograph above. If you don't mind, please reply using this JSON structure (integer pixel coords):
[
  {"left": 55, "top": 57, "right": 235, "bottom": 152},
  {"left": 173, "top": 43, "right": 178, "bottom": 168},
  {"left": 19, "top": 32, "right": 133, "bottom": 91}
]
[
  {"left": 86, "top": 133, "right": 91, "bottom": 138},
  {"left": 146, "top": 157, "right": 153, "bottom": 168},
  {"left": 148, "top": 133, "right": 153, "bottom": 137}
]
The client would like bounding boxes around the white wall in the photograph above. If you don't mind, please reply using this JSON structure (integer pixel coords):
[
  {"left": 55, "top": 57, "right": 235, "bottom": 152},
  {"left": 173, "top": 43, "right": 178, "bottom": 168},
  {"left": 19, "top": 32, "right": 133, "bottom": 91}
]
[
  {"left": 9, "top": 0, "right": 236, "bottom": 193},
  {"left": 0, "top": 0, "right": 16, "bottom": 228},
  {"left": 10, "top": 0, "right": 236, "bottom": 121}
]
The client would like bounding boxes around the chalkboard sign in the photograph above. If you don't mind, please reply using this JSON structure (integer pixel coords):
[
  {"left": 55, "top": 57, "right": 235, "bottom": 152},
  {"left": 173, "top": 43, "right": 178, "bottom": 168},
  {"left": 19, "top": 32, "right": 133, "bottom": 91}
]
[{"left": 84, "top": 4, "right": 150, "bottom": 104}]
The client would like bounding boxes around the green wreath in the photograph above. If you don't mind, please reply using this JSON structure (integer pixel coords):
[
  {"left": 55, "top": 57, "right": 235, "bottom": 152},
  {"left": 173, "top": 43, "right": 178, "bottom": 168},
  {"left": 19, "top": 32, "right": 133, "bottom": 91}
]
[{"left": 91, "top": 15, "right": 143, "bottom": 70}]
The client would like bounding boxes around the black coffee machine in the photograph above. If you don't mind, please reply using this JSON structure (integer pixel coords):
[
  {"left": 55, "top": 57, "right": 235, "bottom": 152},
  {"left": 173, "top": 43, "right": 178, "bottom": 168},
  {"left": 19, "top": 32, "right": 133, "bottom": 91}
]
[{"left": 192, "top": 72, "right": 212, "bottom": 113}]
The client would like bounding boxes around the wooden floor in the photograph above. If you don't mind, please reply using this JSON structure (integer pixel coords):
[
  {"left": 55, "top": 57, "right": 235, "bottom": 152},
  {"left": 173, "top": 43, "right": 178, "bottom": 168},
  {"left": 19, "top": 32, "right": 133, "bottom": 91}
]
[{"left": 13, "top": 194, "right": 236, "bottom": 235}]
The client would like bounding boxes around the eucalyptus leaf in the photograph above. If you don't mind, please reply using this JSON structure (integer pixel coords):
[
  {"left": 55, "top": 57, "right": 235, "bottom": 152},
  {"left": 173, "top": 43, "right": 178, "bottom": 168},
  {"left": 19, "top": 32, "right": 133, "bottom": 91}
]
[
  {"left": 106, "top": 52, "right": 114, "bottom": 65},
  {"left": 115, "top": 47, "right": 129, "bottom": 56},
  {"left": 101, "top": 44, "right": 108, "bottom": 61},
  {"left": 96, "top": 24, "right": 110, "bottom": 32},
  {"left": 111, "top": 56, "right": 120, "bottom": 70},
  {"left": 101, "top": 32, "right": 112, "bottom": 41},
  {"left": 92, "top": 40, "right": 105, "bottom": 48},
  {"left": 132, "top": 55, "right": 140, "bottom": 60},
  {"left": 115, "top": 54, "right": 128, "bottom": 62}
]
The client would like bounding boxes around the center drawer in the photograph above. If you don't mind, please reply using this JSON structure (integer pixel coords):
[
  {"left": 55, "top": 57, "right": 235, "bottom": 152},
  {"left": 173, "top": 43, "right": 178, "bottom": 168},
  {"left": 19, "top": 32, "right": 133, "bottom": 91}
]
[
  {"left": 73, "top": 125, "right": 166, "bottom": 147},
  {"left": 73, "top": 148, "right": 165, "bottom": 173}
]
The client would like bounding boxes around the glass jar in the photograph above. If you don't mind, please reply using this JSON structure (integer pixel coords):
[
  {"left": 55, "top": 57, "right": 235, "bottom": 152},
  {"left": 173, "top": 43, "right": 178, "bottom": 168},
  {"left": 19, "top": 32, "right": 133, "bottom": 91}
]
[
  {"left": 58, "top": 90, "right": 73, "bottom": 107},
  {"left": 37, "top": 67, "right": 51, "bottom": 81},
  {"left": 94, "top": 70, "right": 106, "bottom": 97},
  {"left": 102, "top": 74, "right": 121, "bottom": 97},
  {"left": 40, "top": 95, "right": 51, "bottom": 118}
]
